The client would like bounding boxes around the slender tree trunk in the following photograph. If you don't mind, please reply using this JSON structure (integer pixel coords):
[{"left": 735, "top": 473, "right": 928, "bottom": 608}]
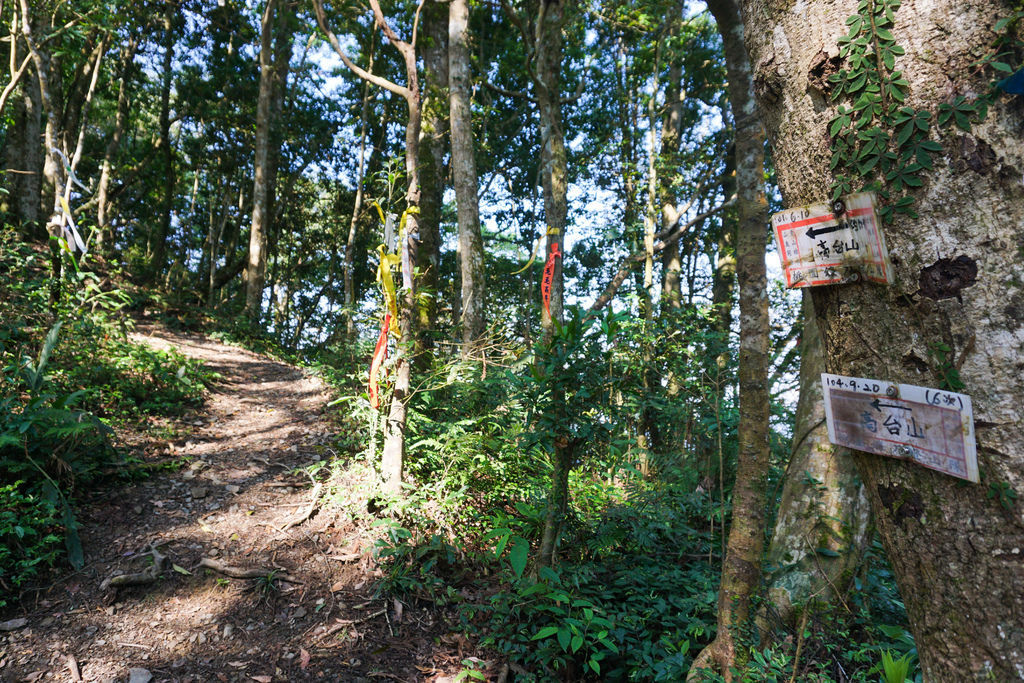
[
  {"left": 95, "top": 37, "right": 138, "bottom": 254},
  {"left": 344, "top": 40, "right": 374, "bottom": 338},
  {"left": 659, "top": 20, "right": 684, "bottom": 310},
  {"left": 761, "top": 292, "right": 870, "bottom": 634},
  {"left": 741, "top": 0, "right": 1024, "bottom": 676},
  {"left": 689, "top": 0, "right": 769, "bottom": 677},
  {"left": 314, "top": 0, "right": 423, "bottom": 496},
  {"left": 530, "top": 0, "right": 570, "bottom": 570},
  {"left": 449, "top": 0, "right": 486, "bottom": 354},
  {"left": 244, "top": 0, "right": 278, "bottom": 321},
  {"left": 533, "top": 0, "right": 567, "bottom": 337},
  {"left": 415, "top": 0, "right": 447, "bottom": 369},
  {"left": 149, "top": 3, "right": 175, "bottom": 281}
]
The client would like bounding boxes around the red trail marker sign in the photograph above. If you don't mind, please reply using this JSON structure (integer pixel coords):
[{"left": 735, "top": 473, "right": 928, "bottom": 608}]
[
  {"left": 821, "top": 373, "right": 978, "bottom": 482},
  {"left": 772, "top": 192, "right": 894, "bottom": 288}
]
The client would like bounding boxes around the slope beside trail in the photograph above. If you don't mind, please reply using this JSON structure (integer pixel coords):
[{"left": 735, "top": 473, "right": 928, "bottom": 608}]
[{"left": 0, "top": 326, "right": 486, "bottom": 683}]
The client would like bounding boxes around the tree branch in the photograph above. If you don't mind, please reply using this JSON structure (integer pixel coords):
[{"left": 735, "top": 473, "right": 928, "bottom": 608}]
[
  {"left": 588, "top": 197, "right": 735, "bottom": 313},
  {"left": 312, "top": 0, "right": 410, "bottom": 99}
]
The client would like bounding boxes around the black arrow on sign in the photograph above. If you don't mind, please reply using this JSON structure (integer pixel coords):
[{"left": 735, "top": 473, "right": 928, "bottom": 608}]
[
  {"left": 806, "top": 223, "right": 844, "bottom": 239},
  {"left": 870, "top": 398, "right": 910, "bottom": 412}
]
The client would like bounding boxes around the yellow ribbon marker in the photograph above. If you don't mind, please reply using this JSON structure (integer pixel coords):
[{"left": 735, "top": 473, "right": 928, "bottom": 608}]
[{"left": 376, "top": 245, "right": 401, "bottom": 327}]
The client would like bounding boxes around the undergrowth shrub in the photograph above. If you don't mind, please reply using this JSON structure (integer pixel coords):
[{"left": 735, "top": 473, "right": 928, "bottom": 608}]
[{"left": 0, "top": 228, "right": 215, "bottom": 598}]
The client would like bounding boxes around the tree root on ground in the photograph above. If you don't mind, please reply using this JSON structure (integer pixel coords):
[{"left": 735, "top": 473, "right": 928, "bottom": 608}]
[
  {"left": 197, "top": 557, "right": 301, "bottom": 584},
  {"left": 99, "top": 544, "right": 169, "bottom": 591}
]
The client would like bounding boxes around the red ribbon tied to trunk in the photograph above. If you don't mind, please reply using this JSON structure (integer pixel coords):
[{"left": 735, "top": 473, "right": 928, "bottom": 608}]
[
  {"left": 541, "top": 241, "right": 560, "bottom": 316},
  {"left": 368, "top": 312, "right": 391, "bottom": 409}
]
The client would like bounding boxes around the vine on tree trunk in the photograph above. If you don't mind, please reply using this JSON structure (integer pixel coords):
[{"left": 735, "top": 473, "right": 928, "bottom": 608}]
[{"left": 826, "top": 0, "right": 1019, "bottom": 221}]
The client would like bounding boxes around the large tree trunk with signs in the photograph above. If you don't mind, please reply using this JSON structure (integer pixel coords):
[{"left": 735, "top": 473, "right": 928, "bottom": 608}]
[
  {"left": 315, "top": 0, "right": 422, "bottom": 496},
  {"left": 449, "top": 0, "right": 486, "bottom": 353},
  {"left": 761, "top": 292, "right": 870, "bottom": 633},
  {"left": 739, "top": 0, "right": 1024, "bottom": 677},
  {"left": 689, "top": 0, "right": 770, "bottom": 677}
]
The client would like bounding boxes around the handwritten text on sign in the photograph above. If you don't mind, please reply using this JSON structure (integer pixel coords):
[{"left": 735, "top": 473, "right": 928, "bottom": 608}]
[
  {"left": 821, "top": 373, "right": 978, "bottom": 482},
  {"left": 772, "top": 192, "right": 894, "bottom": 288}
]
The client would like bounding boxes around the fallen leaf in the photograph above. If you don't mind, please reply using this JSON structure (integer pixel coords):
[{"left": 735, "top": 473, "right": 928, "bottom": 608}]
[
  {"left": 172, "top": 564, "right": 192, "bottom": 575},
  {"left": 22, "top": 671, "right": 46, "bottom": 682},
  {"left": 228, "top": 661, "right": 249, "bottom": 668},
  {"left": 330, "top": 581, "right": 345, "bottom": 593},
  {"left": 299, "top": 648, "right": 310, "bottom": 670},
  {"left": 251, "top": 676, "right": 273, "bottom": 683}
]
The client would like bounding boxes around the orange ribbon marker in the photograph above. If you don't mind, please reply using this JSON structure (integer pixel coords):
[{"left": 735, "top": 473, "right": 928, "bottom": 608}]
[
  {"left": 368, "top": 312, "right": 391, "bottom": 408},
  {"left": 541, "top": 242, "right": 560, "bottom": 316}
]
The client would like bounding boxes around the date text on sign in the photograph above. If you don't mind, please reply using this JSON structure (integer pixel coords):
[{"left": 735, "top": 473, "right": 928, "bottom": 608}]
[
  {"left": 821, "top": 373, "right": 978, "bottom": 482},
  {"left": 772, "top": 192, "right": 894, "bottom": 288}
]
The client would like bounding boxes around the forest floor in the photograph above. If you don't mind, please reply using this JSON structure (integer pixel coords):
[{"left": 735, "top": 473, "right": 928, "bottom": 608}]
[{"left": 0, "top": 326, "right": 493, "bottom": 683}]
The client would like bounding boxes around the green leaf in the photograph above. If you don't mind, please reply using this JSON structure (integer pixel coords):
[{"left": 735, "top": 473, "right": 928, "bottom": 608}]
[
  {"left": 876, "top": 28, "right": 894, "bottom": 41},
  {"left": 557, "top": 627, "right": 571, "bottom": 651},
  {"left": 571, "top": 634, "right": 584, "bottom": 653},
  {"left": 992, "top": 61, "right": 1013, "bottom": 73},
  {"left": 509, "top": 537, "right": 528, "bottom": 579},
  {"left": 532, "top": 626, "right": 559, "bottom": 640},
  {"left": 172, "top": 563, "right": 192, "bottom": 575}
]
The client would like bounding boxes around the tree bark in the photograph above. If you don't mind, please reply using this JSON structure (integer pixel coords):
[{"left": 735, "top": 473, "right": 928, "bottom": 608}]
[
  {"left": 449, "top": 0, "right": 486, "bottom": 354},
  {"left": 415, "top": 0, "right": 447, "bottom": 369},
  {"left": 244, "top": 0, "right": 278, "bottom": 322},
  {"left": 95, "top": 37, "right": 138, "bottom": 254},
  {"left": 689, "top": 0, "right": 770, "bottom": 677},
  {"left": 343, "top": 39, "right": 375, "bottom": 338},
  {"left": 149, "top": 2, "right": 175, "bottom": 281},
  {"left": 739, "top": 0, "right": 1024, "bottom": 677},
  {"left": 532, "top": 0, "right": 568, "bottom": 337},
  {"left": 761, "top": 292, "right": 870, "bottom": 633}
]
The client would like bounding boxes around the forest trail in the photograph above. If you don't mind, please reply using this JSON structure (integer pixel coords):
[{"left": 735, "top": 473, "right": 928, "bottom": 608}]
[{"left": 0, "top": 327, "right": 478, "bottom": 683}]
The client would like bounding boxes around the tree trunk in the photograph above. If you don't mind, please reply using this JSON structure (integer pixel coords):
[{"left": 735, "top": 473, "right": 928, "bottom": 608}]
[
  {"left": 739, "top": 0, "right": 1024, "bottom": 677},
  {"left": 449, "top": 0, "right": 486, "bottom": 354},
  {"left": 7, "top": 65, "right": 43, "bottom": 232},
  {"left": 761, "top": 292, "right": 870, "bottom": 633},
  {"left": 343, "top": 40, "right": 375, "bottom": 338},
  {"left": 314, "top": 0, "right": 423, "bottom": 496},
  {"left": 95, "top": 37, "right": 138, "bottom": 254},
  {"left": 244, "top": 0, "right": 278, "bottom": 322},
  {"left": 659, "top": 20, "right": 684, "bottom": 310},
  {"left": 149, "top": 3, "right": 175, "bottom": 281},
  {"left": 415, "top": 0, "right": 447, "bottom": 369},
  {"left": 533, "top": 0, "right": 567, "bottom": 337},
  {"left": 689, "top": 0, "right": 769, "bottom": 677}
]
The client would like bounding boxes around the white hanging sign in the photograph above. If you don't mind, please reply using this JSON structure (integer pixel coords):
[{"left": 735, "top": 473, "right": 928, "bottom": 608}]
[
  {"left": 821, "top": 373, "right": 978, "bottom": 482},
  {"left": 772, "top": 192, "right": 893, "bottom": 288}
]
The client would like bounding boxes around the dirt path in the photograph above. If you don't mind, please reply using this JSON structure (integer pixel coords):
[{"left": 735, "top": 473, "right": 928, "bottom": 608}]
[{"left": 0, "top": 328, "right": 479, "bottom": 683}]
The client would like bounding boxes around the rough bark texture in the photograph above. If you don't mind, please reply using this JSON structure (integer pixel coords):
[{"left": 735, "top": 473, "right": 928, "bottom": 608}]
[
  {"left": 739, "top": 0, "right": 1024, "bottom": 678},
  {"left": 244, "top": 0, "right": 277, "bottom": 321},
  {"left": 7, "top": 67, "right": 43, "bottom": 231},
  {"left": 449, "top": 0, "right": 486, "bottom": 353},
  {"left": 690, "top": 0, "right": 770, "bottom": 677},
  {"left": 149, "top": 3, "right": 175, "bottom": 280},
  {"left": 762, "top": 292, "right": 870, "bottom": 632},
  {"left": 533, "top": 0, "right": 567, "bottom": 336},
  {"left": 96, "top": 38, "right": 138, "bottom": 253},
  {"left": 415, "top": 0, "right": 448, "bottom": 368}
]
